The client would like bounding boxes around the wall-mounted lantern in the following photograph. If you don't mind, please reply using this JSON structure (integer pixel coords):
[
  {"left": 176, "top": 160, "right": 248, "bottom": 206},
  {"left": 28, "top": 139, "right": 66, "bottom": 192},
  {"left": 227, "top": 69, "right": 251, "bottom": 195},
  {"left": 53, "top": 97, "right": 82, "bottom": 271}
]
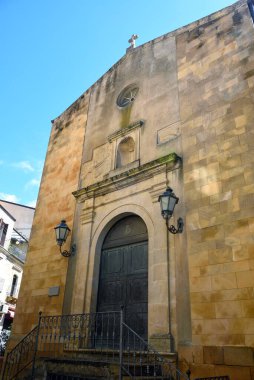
[
  {"left": 158, "top": 187, "right": 184, "bottom": 234},
  {"left": 54, "top": 220, "right": 74, "bottom": 257}
]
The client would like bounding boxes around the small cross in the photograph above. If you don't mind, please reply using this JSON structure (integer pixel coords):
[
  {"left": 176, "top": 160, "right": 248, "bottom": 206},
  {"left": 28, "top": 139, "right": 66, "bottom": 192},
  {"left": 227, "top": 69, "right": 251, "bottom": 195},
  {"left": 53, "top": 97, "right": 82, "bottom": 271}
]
[{"left": 128, "top": 34, "right": 139, "bottom": 49}]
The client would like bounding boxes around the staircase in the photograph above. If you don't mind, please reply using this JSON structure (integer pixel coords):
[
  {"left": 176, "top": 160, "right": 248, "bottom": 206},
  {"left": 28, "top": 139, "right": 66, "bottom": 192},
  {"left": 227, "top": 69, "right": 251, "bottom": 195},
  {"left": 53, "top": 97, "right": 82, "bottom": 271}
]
[{"left": 1, "top": 311, "right": 189, "bottom": 379}]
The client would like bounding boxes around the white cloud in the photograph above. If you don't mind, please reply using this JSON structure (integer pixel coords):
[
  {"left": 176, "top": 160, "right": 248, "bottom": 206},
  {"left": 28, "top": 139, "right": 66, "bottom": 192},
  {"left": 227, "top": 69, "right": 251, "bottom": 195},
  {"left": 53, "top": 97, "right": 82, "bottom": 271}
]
[
  {"left": 36, "top": 160, "right": 44, "bottom": 172},
  {"left": 26, "top": 199, "right": 37, "bottom": 208},
  {"left": 12, "top": 161, "right": 34, "bottom": 172},
  {"left": 25, "top": 179, "right": 40, "bottom": 189},
  {"left": 0, "top": 192, "right": 20, "bottom": 203}
]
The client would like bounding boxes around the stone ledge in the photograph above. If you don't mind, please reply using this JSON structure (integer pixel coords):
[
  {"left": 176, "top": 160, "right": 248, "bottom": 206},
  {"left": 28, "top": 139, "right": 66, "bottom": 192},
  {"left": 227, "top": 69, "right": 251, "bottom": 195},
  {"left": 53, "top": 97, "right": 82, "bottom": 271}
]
[
  {"left": 73, "top": 153, "right": 181, "bottom": 201},
  {"left": 108, "top": 120, "right": 144, "bottom": 142},
  {"left": 108, "top": 160, "right": 139, "bottom": 178}
]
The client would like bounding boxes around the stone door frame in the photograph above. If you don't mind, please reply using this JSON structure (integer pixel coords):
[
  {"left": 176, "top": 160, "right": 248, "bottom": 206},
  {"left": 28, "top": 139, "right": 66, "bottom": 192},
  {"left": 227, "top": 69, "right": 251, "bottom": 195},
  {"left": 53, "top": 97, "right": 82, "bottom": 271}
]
[{"left": 82, "top": 205, "right": 155, "bottom": 338}]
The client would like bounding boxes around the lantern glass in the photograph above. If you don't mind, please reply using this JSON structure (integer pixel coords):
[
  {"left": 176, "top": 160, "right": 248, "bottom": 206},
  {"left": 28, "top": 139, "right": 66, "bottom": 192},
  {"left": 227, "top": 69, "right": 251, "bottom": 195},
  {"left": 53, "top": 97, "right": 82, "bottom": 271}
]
[
  {"left": 158, "top": 188, "right": 179, "bottom": 219},
  {"left": 160, "top": 195, "right": 170, "bottom": 213},
  {"left": 168, "top": 195, "right": 178, "bottom": 214},
  {"left": 54, "top": 220, "right": 70, "bottom": 246}
]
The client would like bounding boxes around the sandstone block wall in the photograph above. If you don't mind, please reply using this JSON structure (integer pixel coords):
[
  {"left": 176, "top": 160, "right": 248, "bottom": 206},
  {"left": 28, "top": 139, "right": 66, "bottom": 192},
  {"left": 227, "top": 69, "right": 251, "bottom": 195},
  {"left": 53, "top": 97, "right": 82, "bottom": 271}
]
[
  {"left": 179, "top": 345, "right": 254, "bottom": 380},
  {"left": 9, "top": 94, "right": 89, "bottom": 348},
  {"left": 175, "top": 1, "right": 254, "bottom": 377},
  {"left": 178, "top": 0, "right": 254, "bottom": 348}
]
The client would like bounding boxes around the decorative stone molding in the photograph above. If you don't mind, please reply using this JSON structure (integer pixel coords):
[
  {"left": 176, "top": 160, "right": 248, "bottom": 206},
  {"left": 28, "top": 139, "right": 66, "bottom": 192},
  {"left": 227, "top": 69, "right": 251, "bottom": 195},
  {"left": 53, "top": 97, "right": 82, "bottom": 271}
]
[
  {"left": 108, "top": 120, "right": 144, "bottom": 143},
  {"left": 80, "top": 209, "right": 96, "bottom": 224},
  {"left": 73, "top": 153, "right": 181, "bottom": 200},
  {"left": 108, "top": 159, "right": 139, "bottom": 178},
  {"left": 149, "top": 183, "right": 170, "bottom": 204}
]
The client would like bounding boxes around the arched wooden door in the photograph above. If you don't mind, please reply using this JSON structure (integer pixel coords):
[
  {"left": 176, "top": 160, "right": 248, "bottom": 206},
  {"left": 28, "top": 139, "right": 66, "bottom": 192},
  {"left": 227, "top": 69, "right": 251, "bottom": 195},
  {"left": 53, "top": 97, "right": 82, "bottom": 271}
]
[{"left": 97, "top": 215, "right": 148, "bottom": 341}]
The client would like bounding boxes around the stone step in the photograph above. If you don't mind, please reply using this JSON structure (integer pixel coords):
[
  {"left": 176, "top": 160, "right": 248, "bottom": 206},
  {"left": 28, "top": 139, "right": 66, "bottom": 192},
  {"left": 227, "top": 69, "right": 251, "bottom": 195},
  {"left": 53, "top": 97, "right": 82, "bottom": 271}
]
[
  {"left": 62, "top": 348, "right": 177, "bottom": 364},
  {"left": 15, "top": 352, "right": 179, "bottom": 380}
]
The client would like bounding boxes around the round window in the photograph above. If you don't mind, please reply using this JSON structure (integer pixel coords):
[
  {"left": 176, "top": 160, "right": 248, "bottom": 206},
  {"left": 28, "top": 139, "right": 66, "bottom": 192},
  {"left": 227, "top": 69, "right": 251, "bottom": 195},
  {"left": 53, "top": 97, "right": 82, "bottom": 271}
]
[{"left": 117, "top": 85, "right": 139, "bottom": 108}]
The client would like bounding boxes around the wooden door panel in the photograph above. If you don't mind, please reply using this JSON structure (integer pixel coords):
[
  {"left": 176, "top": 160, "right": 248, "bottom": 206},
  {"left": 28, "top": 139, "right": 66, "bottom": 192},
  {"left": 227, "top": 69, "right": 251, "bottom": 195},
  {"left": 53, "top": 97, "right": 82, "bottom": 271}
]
[
  {"left": 97, "top": 241, "right": 148, "bottom": 343},
  {"left": 129, "top": 243, "right": 148, "bottom": 273},
  {"left": 126, "top": 276, "right": 148, "bottom": 304},
  {"left": 101, "top": 247, "right": 124, "bottom": 276},
  {"left": 98, "top": 280, "right": 124, "bottom": 309}
]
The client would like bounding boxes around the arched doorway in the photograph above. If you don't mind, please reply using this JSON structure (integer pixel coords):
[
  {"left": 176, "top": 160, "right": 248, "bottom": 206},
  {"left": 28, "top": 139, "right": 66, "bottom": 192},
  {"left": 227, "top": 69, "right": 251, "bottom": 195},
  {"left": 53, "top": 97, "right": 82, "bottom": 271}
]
[{"left": 97, "top": 215, "right": 148, "bottom": 341}]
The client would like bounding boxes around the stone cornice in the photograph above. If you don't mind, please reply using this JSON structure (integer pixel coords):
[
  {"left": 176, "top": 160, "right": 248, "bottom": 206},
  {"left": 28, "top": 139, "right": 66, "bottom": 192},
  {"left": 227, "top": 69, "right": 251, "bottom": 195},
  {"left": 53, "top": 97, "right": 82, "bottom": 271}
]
[
  {"left": 108, "top": 120, "right": 144, "bottom": 143},
  {"left": 73, "top": 153, "right": 181, "bottom": 201}
]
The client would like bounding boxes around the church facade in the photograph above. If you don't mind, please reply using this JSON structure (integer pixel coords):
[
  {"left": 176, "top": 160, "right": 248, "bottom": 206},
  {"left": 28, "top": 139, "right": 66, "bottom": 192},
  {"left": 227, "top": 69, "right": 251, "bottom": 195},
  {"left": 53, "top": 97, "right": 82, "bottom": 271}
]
[{"left": 8, "top": 0, "right": 254, "bottom": 378}]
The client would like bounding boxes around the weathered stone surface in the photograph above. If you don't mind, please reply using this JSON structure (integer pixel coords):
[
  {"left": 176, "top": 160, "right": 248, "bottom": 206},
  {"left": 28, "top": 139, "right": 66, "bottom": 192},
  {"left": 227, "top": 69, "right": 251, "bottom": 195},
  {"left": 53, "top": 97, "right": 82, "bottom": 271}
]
[
  {"left": 8, "top": 1, "right": 254, "bottom": 379},
  {"left": 214, "top": 365, "right": 251, "bottom": 380},
  {"left": 203, "top": 346, "right": 224, "bottom": 365},
  {"left": 9, "top": 92, "right": 89, "bottom": 345},
  {"left": 224, "top": 346, "right": 254, "bottom": 366}
]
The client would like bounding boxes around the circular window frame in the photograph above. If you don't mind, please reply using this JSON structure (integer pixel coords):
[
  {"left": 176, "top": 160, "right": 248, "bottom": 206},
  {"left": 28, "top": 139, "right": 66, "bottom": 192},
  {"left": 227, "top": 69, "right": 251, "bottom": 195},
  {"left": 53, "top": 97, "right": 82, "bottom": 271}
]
[{"left": 116, "top": 84, "right": 139, "bottom": 108}]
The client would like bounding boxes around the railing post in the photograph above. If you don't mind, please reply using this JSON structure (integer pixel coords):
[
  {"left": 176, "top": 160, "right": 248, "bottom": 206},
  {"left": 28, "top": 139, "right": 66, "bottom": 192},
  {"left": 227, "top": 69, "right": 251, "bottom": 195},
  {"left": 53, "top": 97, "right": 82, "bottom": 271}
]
[
  {"left": 1, "top": 351, "right": 9, "bottom": 380},
  {"left": 119, "top": 306, "right": 124, "bottom": 380},
  {"left": 16, "top": 340, "right": 24, "bottom": 376},
  {"left": 31, "top": 311, "right": 42, "bottom": 379}
]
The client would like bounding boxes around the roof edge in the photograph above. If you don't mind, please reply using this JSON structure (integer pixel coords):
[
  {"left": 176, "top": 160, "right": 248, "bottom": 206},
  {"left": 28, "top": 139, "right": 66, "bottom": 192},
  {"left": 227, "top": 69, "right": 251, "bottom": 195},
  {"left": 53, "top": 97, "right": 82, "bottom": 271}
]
[
  {"left": 0, "top": 204, "right": 16, "bottom": 222},
  {"left": 0, "top": 199, "right": 35, "bottom": 211},
  {"left": 53, "top": 0, "right": 246, "bottom": 122}
]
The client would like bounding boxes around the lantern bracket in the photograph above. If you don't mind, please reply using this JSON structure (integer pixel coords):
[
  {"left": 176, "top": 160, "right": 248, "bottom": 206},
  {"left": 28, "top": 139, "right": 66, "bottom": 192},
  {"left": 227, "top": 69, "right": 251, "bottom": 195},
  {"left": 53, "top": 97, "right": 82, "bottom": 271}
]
[
  {"left": 59, "top": 244, "right": 76, "bottom": 257},
  {"left": 167, "top": 217, "right": 184, "bottom": 234}
]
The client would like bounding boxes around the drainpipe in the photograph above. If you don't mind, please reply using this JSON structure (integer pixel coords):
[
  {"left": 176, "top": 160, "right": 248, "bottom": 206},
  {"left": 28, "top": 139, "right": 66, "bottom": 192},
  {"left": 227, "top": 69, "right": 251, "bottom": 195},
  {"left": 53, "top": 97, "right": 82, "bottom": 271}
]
[{"left": 166, "top": 218, "right": 175, "bottom": 353}]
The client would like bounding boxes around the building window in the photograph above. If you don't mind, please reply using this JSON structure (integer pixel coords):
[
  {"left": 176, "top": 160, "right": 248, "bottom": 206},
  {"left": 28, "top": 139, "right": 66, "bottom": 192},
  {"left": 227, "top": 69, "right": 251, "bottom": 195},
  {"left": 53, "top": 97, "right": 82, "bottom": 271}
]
[
  {"left": 0, "top": 220, "right": 8, "bottom": 247},
  {"left": 116, "top": 136, "right": 135, "bottom": 168},
  {"left": 10, "top": 275, "right": 18, "bottom": 297},
  {"left": 117, "top": 85, "right": 139, "bottom": 108}
]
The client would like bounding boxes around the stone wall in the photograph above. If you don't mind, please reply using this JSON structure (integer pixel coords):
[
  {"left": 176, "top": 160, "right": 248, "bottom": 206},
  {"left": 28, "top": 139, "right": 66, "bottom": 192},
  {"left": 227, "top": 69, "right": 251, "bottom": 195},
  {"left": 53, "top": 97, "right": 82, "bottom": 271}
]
[
  {"left": 179, "top": 0, "right": 254, "bottom": 347},
  {"left": 179, "top": 345, "right": 254, "bottom": 380},
  {"left": 177, "top": 0, "right": 254, "bottom": 378},
  {"left": 8, "top": 93, "right": 89, "bottom": 348}
]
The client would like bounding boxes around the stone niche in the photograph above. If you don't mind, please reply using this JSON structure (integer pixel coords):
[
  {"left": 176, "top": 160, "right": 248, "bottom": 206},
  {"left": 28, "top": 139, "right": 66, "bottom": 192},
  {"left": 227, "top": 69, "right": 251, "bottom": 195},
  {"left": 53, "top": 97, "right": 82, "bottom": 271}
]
[
  {"left": 80, "top": 120, "right": 144, "bottom": 187},
  {"left": 116, "top": 135, "right": 135, "bottom": 168},
  {"left": 108, "top": 120, "right": 144, "bottom": 176}
]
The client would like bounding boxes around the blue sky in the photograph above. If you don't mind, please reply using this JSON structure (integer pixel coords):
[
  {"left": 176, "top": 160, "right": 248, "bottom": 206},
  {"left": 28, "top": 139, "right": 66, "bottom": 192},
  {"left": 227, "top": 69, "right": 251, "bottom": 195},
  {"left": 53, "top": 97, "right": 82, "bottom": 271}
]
[{"left": 0, "top": 0, "right": 235, "bottom": 207}]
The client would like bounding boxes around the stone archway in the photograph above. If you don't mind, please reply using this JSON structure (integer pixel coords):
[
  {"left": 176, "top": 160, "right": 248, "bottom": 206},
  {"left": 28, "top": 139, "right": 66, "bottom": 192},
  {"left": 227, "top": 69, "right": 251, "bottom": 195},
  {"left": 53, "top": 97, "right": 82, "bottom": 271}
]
[{"left": 96, "top": 215, "right": 148, "bottom": 341}]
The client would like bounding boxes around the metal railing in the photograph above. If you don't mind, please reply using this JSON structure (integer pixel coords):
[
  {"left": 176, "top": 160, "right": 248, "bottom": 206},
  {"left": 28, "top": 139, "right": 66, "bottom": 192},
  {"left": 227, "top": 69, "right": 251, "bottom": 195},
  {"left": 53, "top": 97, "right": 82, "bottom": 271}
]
[
  {"left": 120, "top": 321, "right": 188, "bottom": 379},
  {"left": 37, "top": 311, "right": 121, "bottom": 362},
  {"left": 2, "top": 325, "right": 39, "bottom": 380},
  {"left": 2, "top": 309, "right": 189, "bottom": 379}
]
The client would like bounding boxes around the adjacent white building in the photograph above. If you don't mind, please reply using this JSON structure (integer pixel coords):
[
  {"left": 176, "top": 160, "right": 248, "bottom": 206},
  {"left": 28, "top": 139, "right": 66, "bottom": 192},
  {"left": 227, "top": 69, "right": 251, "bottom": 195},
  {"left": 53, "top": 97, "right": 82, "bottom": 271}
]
[{"left": 0, "top": 202, "right": 35, "bottom": 331}]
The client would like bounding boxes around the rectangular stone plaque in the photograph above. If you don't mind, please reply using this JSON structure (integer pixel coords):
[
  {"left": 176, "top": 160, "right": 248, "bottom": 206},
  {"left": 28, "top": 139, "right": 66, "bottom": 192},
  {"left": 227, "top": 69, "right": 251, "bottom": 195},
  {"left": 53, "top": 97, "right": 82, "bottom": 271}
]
[
  {"left": 48, "top": 286, "right": 60, "bottom": 297},
  {"left": 157, "top": 122, "right": 180, "bottom": 144}
]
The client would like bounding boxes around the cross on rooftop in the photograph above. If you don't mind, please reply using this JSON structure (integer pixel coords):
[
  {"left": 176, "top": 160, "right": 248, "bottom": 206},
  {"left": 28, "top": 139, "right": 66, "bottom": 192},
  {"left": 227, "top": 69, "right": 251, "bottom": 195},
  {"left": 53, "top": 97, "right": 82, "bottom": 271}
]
[{"left": 128, "top": 34, "right": 139, "bottom": 49}]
